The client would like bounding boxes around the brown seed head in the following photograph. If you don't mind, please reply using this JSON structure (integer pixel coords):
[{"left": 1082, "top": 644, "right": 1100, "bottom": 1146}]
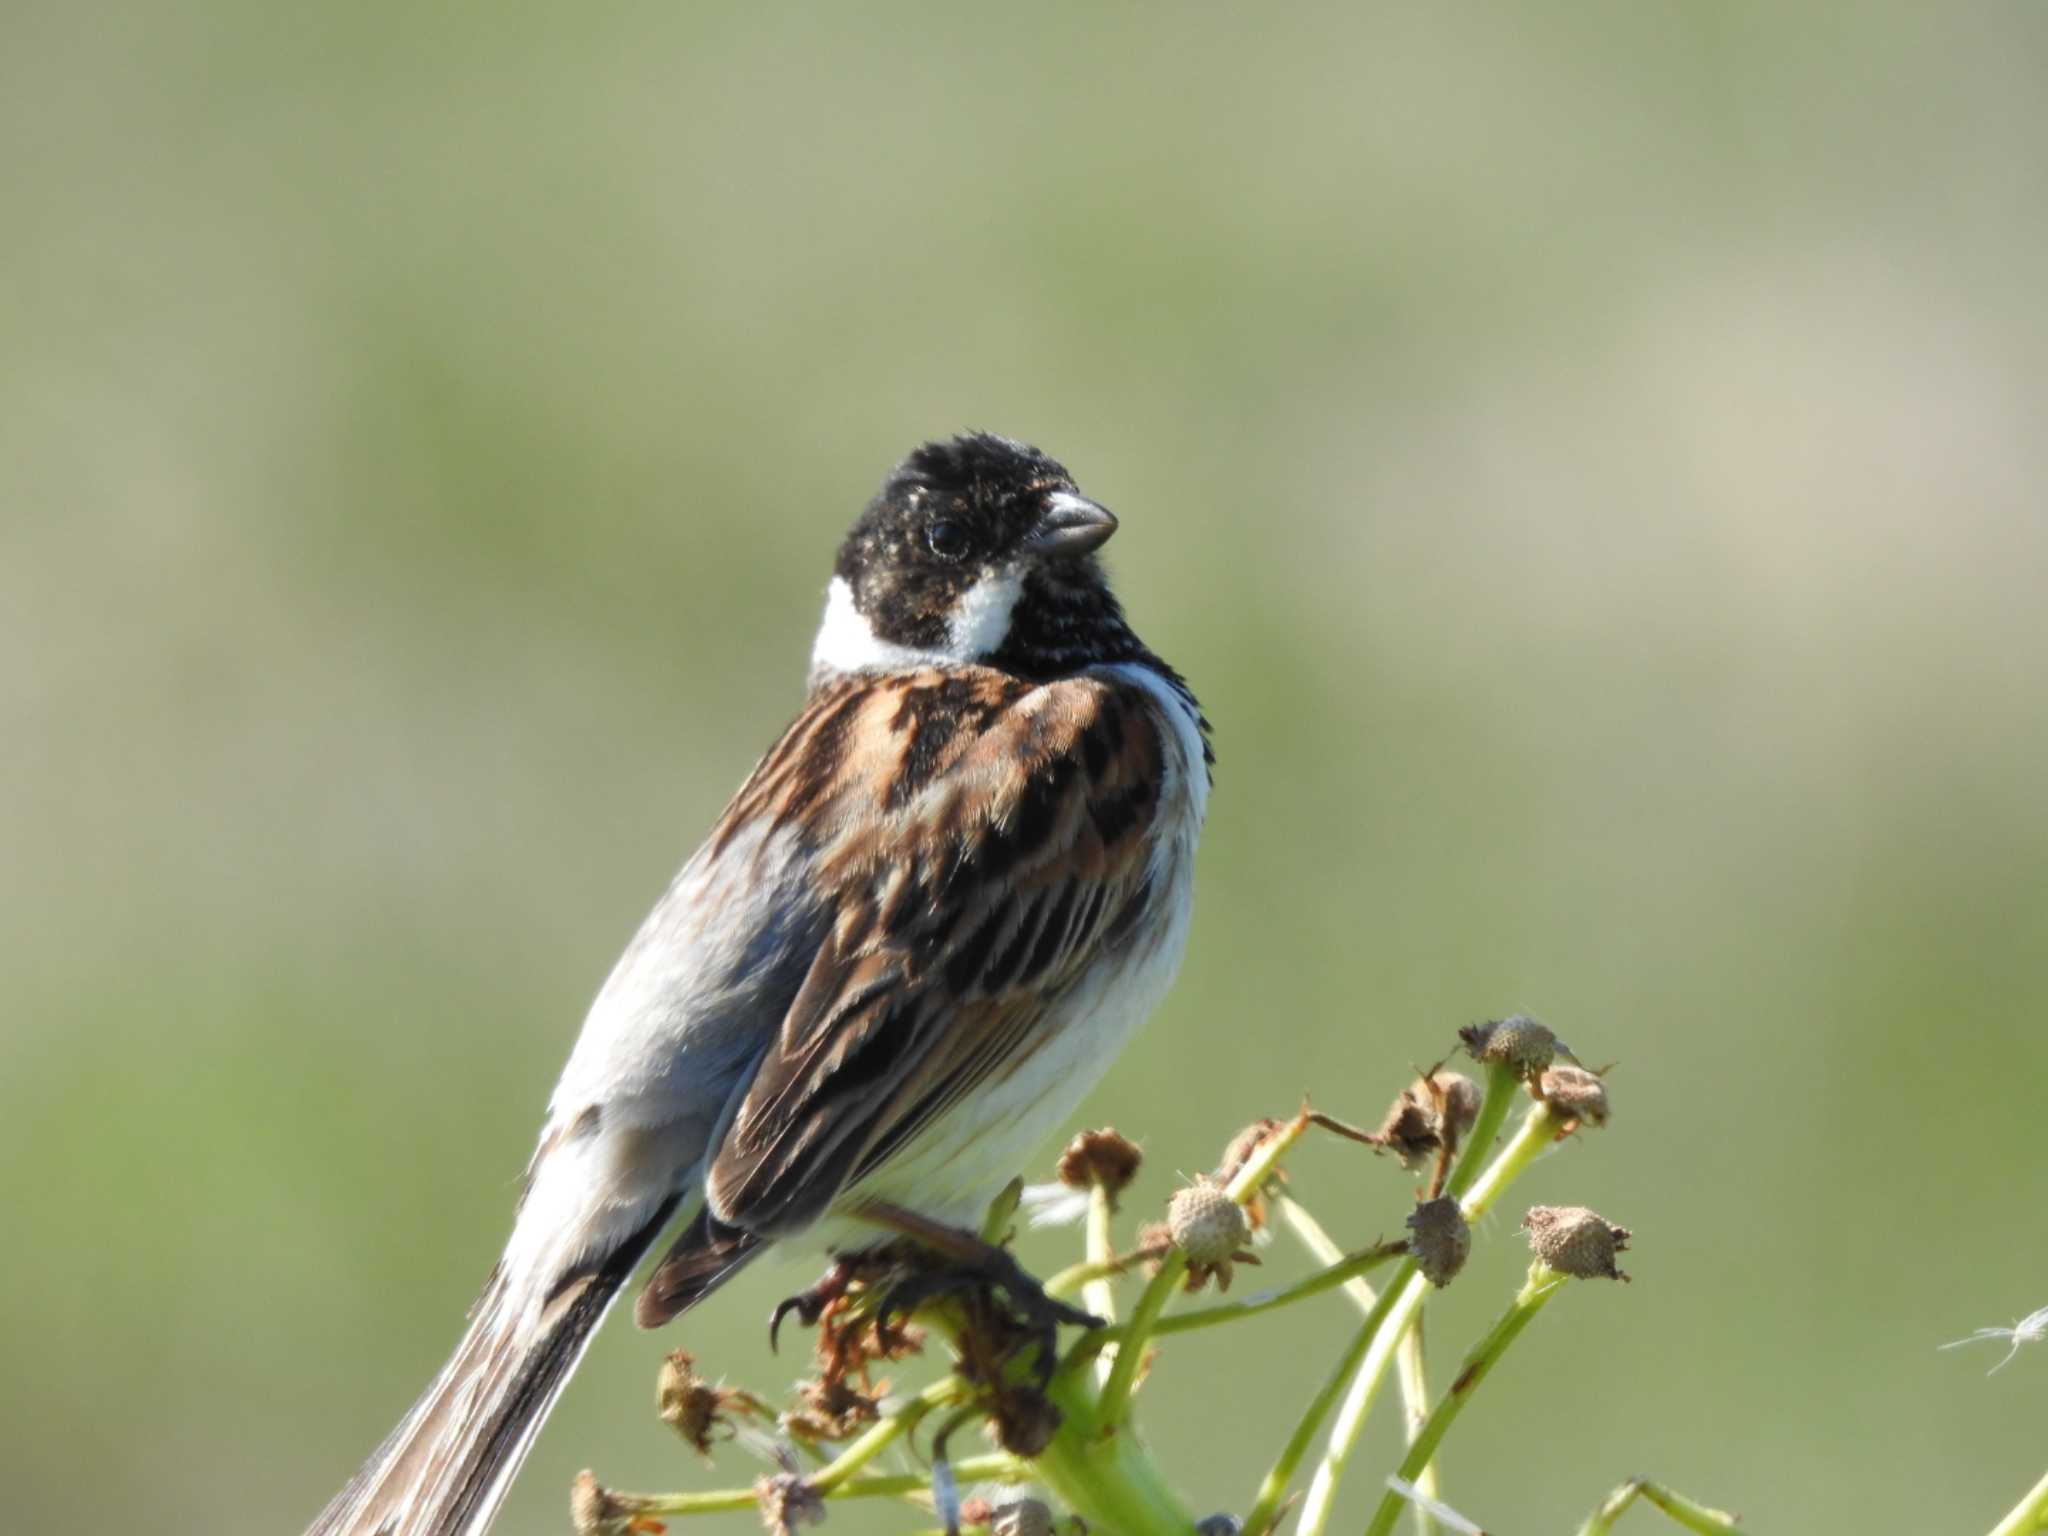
[
  {"left": 1216, "top": 1116, "right": 1294, "bottom": 1230},
  {"left": 1405, "top": 1196, "right": 1472, "bottom": 1288},
  {"left": 1215, "top": 1117, "right": 1287, "bottom": 1185},
  {"left": 1460, "top": 1014, "right": 1559, "bottom": 1080},
  {"left": 571, "top": 1471, "right": 626, "bottom": 1536},
  {"left": 656, "top": 1350, "right": 721, "bottom": 1455},
  {"left": 990, "top": 1499, "right": 1056, "bottom": 1536},
  {"left": 1168, "top": 1178, "right": 1256, "bottom": 1292},
  {"left": 1056, "top": 1127, "right": 1143, "bottom": 1200},
  {"left": 781, "top": 1375, "right": 884, "bottom": 1443},
  {"left": 1375, "top": 1072, "right": 1482, "bottom": 1171},
  {"left": 1538, "top": 1064, "right": 1610, "bottom": 1128},
  {"left": 1169, "top": 1180, "right": 1251, "bottom": 1264},
  {"left": 1522, "top": 1204, "right": 1632, "bottom": 1281}
]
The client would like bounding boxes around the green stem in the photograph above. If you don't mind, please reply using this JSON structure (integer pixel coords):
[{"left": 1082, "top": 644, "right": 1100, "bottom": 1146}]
[
  {"left": 1068, "top": 1242, "right": 1407, "bottom": 1361},
  {"left": 1283, "top": 1074, "right": 1563, "bottom": 1536},
  {"left": 1395, "top": 1321, "right": 1440, "bottom": 1536},
  {"left": 1577, "top": 1478, "right": 1740, "bottom": 1535},
  {"left": 1094, "top": 1244, "right": 1185, "bottom": 1427},
  {"left": 1990, "top": 1470, "right": 2048, "bottom": 1536},
  {"left": 1241, "top": 1261, "right": 1415, "bottom": 1536},
  {"left": 1273, "top": 1194, "right": 1381, "bottom": 1315},
  {"left": 1362, "top": 1264, "right": 1567, "bottom": 1536},
  {"left": 981, "top": 1178, "right": 1025, "bottom": 1244},
  {"left": 1577, "top": 1480, "right": 1643, "bottom": 1536},
  {"left": 1442, "top": 1061, "right": 1522, "bottom": 1206},
  {"left": 1098, "top": 1110, "right": 1314, "bottom": 1427},
  {"left": 1275, "top": 1187, "right": 1438, "bottom": 1536},
  {"left": 808, "top": 1378, "right": 962, "bottom": 1494},
  {"left": 613, "top": 1454, "right": 1027, "bottom": 1517},
  {"left": 1638, "top": 1481, "right": 1742, "bottom": 1535},
  {"left": 1085, "top": 1182, "right": 1120, "bottom": 1386},
  {"left": 1031, "top": 1366, "right": 1197, "bottom": 1536},
  {"left": 1275, "top": 1169, "right": 1445, "bottom": 1536},
  {"left": 1455, "top": 1095, "right": 1563, "bottom": 1219},
  {"left": 1045, "top": 1249, "right": 1149, "bottom": 1299}
]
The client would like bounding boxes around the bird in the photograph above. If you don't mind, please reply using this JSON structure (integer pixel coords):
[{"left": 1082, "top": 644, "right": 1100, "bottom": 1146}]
[{"left": 305, "top": 431, "right": 1212, "bottom": 1536}]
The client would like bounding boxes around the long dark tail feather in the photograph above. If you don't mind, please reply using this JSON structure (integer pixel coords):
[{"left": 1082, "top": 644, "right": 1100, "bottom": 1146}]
[
  {"left": 635, "top": 1205, "right": 764, "bottom": 1329},
  {"left": 305, "top": 1198, "right": 678, "bottom": 1536}
]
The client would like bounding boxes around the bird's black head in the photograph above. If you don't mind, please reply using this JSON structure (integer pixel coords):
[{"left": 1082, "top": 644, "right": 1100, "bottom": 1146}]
[{"left": 813, "top": 432, "right": 1146, "bottom": 680}]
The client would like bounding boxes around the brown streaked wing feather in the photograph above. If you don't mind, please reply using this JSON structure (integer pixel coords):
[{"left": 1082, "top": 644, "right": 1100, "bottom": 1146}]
[
  {"left": 636, "top": 1205, "right": 765, "bottom": 1329},
  {"left": 702, "top": 668, "right": 1168, "bottom": 1237}
]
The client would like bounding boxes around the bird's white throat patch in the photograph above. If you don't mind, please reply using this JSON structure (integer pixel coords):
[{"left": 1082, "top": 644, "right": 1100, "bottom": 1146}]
[
  {"left": 810, "top": 571, "right": 1022, "bottom": 675},
  {"left": 946, "top": 567, "right": 1024, "bottom": 656}
]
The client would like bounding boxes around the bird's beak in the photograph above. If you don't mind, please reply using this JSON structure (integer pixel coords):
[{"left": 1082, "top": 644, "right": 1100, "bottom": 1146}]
[{"left": 1027, "top": 492, "right": 1118, "bottom": 558}]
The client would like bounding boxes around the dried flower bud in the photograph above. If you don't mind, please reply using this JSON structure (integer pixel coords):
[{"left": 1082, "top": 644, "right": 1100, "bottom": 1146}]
[
  {"left": 1216, "top": 1116, "right": 1295, "bottom": 1230},
  {"left": 1215, "top": 1117, "right": 1286, "bottom": 1186},
  {"left": 1522, "top": 1205, "right": 1631, "bottom": 1281},
  {"left": 1056, "top": 1128, "right": 1143, "bottom": 1200},
  {"left": 656, "top": 1350, "right": 720, "bottom": 1455},
  {"left": 990, "top": 1386, "right": 1063, "bottom": 1457},
  {"left": 991, "top": 1498, "right": 1056, "bottom": 1536},
  {"left": 1168, "top": 1178, "right": 1257, "bottom": 1292},
  {"left": 571, "top": 1471, "right": 623, "bottom": 1536},
  {"left": 1437, "top": 1073, "right": 1482, "bottom": 1140},
  {"left": 1537, "top": 1064, "right": 1610, "bottom": 1128},
  {"left": 781, "top": 1375, "right": 884, "bottom": 1443},
  {"left": 1169, "top": 1180, "right": 1250, "bottom": 1261},
  {"left": 755, "top": 1472, "right": 827, "bottom": 1536},
  {"left": 1375, "top": 1072, "right": 1482, "bottom": 1171},
  {"left": 1460, "top": 1014, "right": 1558, "bottom": 1079},
  {"left": 1405, "top": 1196, "right": 1472, "bottom": 1288}
]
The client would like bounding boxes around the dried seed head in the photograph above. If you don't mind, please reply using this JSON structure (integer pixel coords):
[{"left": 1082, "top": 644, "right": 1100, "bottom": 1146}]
[
  {"left": 656, "top": 1350, "right": 721, "bottom": 1455},
  {"left": 755, "top": 1472, "right": 827, "bottom": 1536},
  {"left": 1437, "top": 1073, "right": 1482, "bottom": 1140},
  {"left": 570, "top": 1471, "right": 623, "bottom": 1536},
  {"left": 990, "top": 1386, "right": 1064, "bottom": 1457},
  {"left": 1168, "top": 1178, "right": 1257, "bottom": 1292},
  {"left": 780, "top": 1375, "right": 884, "bottom": 1443},
  {"left": 1522, "top": 1205, "right": 1632, "bottom": 1281},
  {"left": 1375, "top": 1072, "right": 1482, "bottom": 1171},
  {"left": 1405, "top": 1196, "right": 1472, "bottom": 1288},
  {"left": 1056, "top": 1127, "right": 1143, "bottom": 1199},
  {"left": 1169, "top": 1180, "right": 1251, "bottom": 1262},
  {"left": 1460, "top": 1014, "right": 1559, "bottom": 1080},
  {"left": 1215, "top": 1117, "right": 1287, "bottom": 1185},
  {"left": 1215, "top": 1116, "right": 1293, "bottom": 1230},
  {"left": 991, "top": 1499, "right": 1057, "bottom": 1536},
  {"left": 1374, "top": 1092, "right": 1437, "bottom": 1169},
  {"left": 1538, "top": 1064, "right": 1610, "bottom": 1128}
]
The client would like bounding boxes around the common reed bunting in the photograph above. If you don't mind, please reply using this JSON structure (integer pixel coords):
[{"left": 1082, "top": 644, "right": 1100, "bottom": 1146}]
[{"left": 307, "top": 433, "right": 1212, "bottom": 1536}]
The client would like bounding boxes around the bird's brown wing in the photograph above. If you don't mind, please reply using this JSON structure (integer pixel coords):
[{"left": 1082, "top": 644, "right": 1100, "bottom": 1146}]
[{"left": 698, "top": 665, "right": 1172, "bottom": 1238}]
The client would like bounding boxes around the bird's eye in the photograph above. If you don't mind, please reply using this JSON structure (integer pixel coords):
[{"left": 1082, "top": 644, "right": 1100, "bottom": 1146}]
[{"left": 926, "top": 521, "right": 970, "bottom": 561}]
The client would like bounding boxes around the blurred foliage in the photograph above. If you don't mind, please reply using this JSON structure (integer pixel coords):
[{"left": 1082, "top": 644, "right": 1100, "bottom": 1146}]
[{"left": 4, "top": 4, "right": 2047, "bottom": 1534}]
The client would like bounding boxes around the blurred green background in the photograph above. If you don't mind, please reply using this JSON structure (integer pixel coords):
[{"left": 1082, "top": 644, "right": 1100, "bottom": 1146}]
[{"left": 6, "top": 4, "right": 2046, "bottom": 1532}]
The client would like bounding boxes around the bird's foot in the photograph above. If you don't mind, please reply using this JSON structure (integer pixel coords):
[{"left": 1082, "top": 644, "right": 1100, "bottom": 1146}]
[
  {"left": 768, "top": 1258, "right": 860, "bottom": 1353},
  {"left": 860, "top": 1204, "right": 1102, "bottom": 1383}
]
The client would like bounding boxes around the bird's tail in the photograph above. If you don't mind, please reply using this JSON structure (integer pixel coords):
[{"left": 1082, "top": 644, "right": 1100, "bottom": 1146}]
[{"left": 304, "top": 1199, "right": 676, "bottom": 1536}]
